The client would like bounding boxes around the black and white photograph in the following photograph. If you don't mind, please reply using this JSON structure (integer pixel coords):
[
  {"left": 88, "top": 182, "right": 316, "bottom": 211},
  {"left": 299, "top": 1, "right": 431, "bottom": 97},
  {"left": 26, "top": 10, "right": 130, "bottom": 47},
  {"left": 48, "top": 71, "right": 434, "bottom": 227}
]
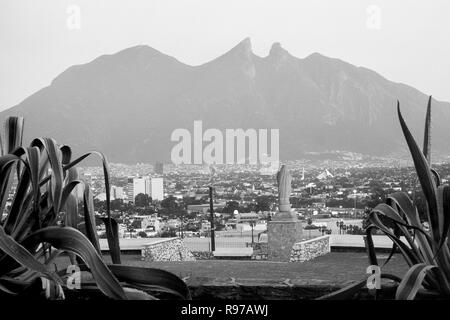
[{"left": 0, "top": 0, "right": 449, "bottom": 314}]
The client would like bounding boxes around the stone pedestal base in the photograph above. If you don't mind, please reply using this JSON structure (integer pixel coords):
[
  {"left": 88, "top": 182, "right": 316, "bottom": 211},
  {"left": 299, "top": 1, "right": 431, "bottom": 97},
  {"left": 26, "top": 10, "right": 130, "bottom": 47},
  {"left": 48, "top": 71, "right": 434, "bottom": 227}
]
[{"left": 268, "top": 220, "right": 303, "bottom": 261}]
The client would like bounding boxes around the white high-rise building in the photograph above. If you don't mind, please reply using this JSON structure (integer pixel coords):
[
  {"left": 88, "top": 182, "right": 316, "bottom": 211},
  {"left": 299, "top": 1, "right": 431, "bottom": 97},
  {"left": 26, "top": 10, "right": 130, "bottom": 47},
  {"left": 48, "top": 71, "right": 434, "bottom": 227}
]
[
  {"left": 149, "top": 177, "right": 164, "bottom": 201},
  {"left": 130, "top": 176, "right": 163, "bottom": 202},
  {"left": 132, "top": 176, "right": 150, "bottom": 201}
]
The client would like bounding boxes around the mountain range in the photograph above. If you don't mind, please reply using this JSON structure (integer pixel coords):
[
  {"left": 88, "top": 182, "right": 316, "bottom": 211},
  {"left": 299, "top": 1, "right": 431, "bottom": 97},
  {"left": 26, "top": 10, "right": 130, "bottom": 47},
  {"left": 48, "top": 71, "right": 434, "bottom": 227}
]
[{"left": 1, "top": 38, "right": 449, "bottom": 164}]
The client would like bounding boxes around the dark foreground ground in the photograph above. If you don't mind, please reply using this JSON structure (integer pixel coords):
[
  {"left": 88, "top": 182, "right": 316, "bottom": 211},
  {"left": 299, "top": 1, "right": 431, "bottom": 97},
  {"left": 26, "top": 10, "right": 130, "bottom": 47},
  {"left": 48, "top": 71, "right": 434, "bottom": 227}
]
[
  {"left": 60, "top": 252, "right": 408, "bottom": 284},
  {"left": 107, "top": 252, "right": 408, "bottom": 283},
  {"left": 54, "top": 252, "right": 409, "bottom": 299}
]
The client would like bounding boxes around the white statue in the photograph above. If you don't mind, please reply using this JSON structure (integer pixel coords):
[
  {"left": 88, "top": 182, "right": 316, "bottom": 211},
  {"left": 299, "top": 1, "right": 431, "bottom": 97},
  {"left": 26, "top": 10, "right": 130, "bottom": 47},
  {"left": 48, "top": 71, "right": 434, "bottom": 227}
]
[{"left": 274, "top": 165, "right": 296, "bottom": 220}]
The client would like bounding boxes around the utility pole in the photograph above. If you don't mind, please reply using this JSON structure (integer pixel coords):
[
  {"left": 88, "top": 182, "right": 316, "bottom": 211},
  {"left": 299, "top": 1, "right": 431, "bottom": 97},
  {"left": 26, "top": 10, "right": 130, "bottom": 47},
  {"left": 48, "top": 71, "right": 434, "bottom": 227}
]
[
  {"left": 250, "top": 221, "right": 255, "bottom": 246},
  {"left": 209, "top": 186, "right": 215, "bottom": 252}
]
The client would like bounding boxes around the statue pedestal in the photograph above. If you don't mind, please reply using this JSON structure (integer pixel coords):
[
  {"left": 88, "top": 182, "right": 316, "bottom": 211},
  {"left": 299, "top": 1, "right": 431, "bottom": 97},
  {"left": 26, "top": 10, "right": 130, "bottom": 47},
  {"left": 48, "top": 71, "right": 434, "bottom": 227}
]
[{"left": 268, "top": 216, "right": 302, "bottom": 262}]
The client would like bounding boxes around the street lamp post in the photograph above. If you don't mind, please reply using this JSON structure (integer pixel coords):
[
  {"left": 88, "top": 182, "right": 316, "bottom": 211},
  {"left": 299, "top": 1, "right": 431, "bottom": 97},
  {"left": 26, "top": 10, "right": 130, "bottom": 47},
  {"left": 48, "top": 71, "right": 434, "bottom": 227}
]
[{"left": 353, "top": 189, "right": 357, "bottom": 214}]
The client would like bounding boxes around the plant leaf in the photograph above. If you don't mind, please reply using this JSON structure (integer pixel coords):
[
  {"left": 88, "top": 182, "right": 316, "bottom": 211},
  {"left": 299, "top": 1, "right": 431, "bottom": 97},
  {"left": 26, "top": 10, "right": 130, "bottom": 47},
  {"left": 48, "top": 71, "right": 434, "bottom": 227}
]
[
  {"left": 423, "top": 96, "right": 432, "bottom": 163},
  {"left": 397, "top": 102, "right": 439, "bottom": 245},
  {"left": 100, "top": 217, "right": 121, "bottom": 265},
  {"left": 108, "top": 264, "right": 191, "bottom": 300},
  {"left": 21, "top": 226, "right": 127, "bottom": 299},
  {"left": 396, "top": 263, "right": 437, "bottom": 299},
  {"left": 0, "top": 226, "right": 62, "bottom": 285}
]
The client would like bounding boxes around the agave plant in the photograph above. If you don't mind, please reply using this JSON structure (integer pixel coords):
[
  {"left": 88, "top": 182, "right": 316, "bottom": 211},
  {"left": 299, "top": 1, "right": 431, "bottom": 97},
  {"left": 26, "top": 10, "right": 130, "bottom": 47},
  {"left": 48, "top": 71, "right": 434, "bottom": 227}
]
[
  {"left": 319, "top": 96, "right": 450, "bottom": 300},
  {"left": 364, "top": 97, "right": 450, "bottom": 299},
  {"left": 0, "top": 117, "right": 190, "bottom": 300}
]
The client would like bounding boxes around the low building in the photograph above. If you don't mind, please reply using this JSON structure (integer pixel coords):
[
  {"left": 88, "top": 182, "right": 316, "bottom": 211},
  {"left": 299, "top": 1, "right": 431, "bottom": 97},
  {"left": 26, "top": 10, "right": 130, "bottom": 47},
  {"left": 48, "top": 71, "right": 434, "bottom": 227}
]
[
  {"left": 236, "top": 212, "right": 259, "bottom": 223},
  {"left": 187, "top": 203, "right": 226, "bottom": 214},
  {"left": 132, "top": 214, "right": 161, "bottom": 233}
]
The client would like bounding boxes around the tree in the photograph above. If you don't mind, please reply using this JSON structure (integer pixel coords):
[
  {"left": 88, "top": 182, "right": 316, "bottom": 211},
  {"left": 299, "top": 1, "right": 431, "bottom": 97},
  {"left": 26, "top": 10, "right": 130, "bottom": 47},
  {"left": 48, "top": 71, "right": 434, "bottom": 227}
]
[
  {"left": 215, "top": 222, "right": 226, "bottom": 231},
  {"left": 137, "top": 231, "right": 148, "bottom": 238},
  {"left": 159, "top": 196, "right": 186, "bottom": 218},
  {"left": 159, "top": 229, "right": 177, "bottom": 237},
  {"left": 255, "top": 196, "right": 272, "bottom": 212},
  {"left": 131, "top": 219, "right": 141, "bottom": 229},
  {"left": 161, "top": 196, "right": 178, "bottom": 210},
  {"left": 222, "top": 201, "right": 240, "bottom": 214},
  {"left": 110, "top": 199, "right": 124, "bottom": 211},
  {"left": 135, "top": 193, "right": 151, "bottom": 207}
]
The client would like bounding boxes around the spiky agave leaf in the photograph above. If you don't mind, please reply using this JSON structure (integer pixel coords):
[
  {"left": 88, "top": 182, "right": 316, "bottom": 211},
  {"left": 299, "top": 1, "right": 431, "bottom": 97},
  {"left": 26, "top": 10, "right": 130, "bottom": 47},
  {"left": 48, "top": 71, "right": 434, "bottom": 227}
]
[
  {"left": 371, "top": 203, "right": 427, "bottom": 260},
  {"left": 1, "top": 117, "right": 24, "bottom": 156},
  {"left": 397, "top": 103, "right": 440, "bottom": 245},
  {"left": 387, "top": 193, "right": 435, "bottom": 265},
  {"left": 3, "top": 147, "right": 42, "bottom": 237},
  {"left": 0, "top": 154, "right": 23, "bottom": 221},
  {"left": 317, "top": 274, "right": 402, "bottom": 300},
  {"left": 0, "top": 226, "right": 62, "bottom": 286},
  {"left": 0, "top": 118, "right": 191, "bottom": 300},
  {"left": 64, "top": 175, "right": 79, "bottom": 266},
  {"left": 82, "top": 186, "right": 101, "bottom": 254},
  {"left": 122, "top": 287, "right": 157, "bottom": 300},
  {"left": 36, "top": 150, "right": 121, "bottom": 264},
  {"left": 80, "top": 151, "right": 120, "bottom": 264},
  {"left": 366, "top": 211, "right": 420, "bottom": 265},
  {"left": 42, "top": 138, "right": 64, "bottom": 215},
  {"left": 108, "top": 265, "right": 192, "bottom": 300},
  {"left": 59, "top": 145, "right": 72, "bottom": 167},
  {"left": 100, "top": 217, "right": 120, "bottom": 262},
  {"left": 364, "top": 231, "right": 378, "bottom": 266},
  {"left": 0, "top": 276, "right": 28, "bottom": 295},
  {"left": 395, "top": 263, "right": 450, "bottom": 299},
  {"left": 423, "top": 96, "right": 432, "bottom": 164},
  {"left": 436, "top": 185, "right": 450, "bottom": 252},
  {"left": 21, "top": 226, "right": 127, "bottom": 299},
  {"left": 398, "top": 102, "right": 450, "bottom": 278}
]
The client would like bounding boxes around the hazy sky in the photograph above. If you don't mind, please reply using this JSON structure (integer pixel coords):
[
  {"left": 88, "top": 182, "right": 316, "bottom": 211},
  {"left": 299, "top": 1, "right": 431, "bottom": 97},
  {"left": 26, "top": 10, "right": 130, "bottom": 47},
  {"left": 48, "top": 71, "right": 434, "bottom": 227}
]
[{"left": 1, "top": 0, "right": 449, "bottom": 111}]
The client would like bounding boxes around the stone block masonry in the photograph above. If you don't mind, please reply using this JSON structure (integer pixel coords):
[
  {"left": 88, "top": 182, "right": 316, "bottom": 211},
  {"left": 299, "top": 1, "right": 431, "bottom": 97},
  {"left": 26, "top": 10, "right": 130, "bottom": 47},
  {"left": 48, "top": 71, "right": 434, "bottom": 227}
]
[
  {"left": 191, "top": 251, "right": 214, "bottom": 260},
  {"left": 268, "top": 220, "right": 303, "bottom": 261},
  {"left": 141, "top": 238, "right": 196, "bottom": 261},
  {"left": 290, "top": 235, "right": 331, "bottom": 262}
]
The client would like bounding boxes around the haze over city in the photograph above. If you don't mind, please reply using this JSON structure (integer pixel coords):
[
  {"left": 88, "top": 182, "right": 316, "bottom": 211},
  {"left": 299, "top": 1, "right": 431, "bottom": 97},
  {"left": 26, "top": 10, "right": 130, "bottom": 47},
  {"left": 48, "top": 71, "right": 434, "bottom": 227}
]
[{"left": 1, "top": 0, "right": 450, "bottom": 111}]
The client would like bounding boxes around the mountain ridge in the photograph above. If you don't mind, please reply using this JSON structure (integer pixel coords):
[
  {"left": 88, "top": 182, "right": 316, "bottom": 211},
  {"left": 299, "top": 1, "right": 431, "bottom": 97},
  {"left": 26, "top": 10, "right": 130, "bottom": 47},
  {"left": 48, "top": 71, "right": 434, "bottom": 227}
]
[{"left": 1, "top": 38, "right": 449, "bottom": 164}]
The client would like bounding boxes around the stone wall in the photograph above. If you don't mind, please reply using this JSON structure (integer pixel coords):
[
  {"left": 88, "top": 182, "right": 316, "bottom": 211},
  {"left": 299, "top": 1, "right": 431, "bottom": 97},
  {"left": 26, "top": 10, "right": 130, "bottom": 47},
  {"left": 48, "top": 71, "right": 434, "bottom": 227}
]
[
  {"left": 141, "top": 238, "right": 196, "bottom": 261},
  {"left": 192, "top": 251, "right": 214, "bottom": 260},
  {"left": 290, "top": 235, "right": 330, "bottom": 262}
]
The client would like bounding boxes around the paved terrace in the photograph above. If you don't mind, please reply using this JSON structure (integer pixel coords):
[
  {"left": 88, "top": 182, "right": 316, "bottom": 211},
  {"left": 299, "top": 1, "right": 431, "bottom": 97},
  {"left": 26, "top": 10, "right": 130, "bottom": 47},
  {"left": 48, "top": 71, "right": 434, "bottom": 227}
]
[
  {"left": 97, "top": 252, "right": 409, "bottom": 299},
  {"left": 59, "top": 238, "right": 409, "bottom": 299},
  {"left": 54, "top": 252, "right": 409, "bottom": 299}
]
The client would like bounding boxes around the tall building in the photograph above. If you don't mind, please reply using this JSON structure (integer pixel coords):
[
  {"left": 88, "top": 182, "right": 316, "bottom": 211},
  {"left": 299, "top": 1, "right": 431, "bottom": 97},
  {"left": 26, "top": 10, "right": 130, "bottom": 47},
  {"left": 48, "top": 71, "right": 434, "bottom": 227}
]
[
  {"left": 149, "top": 177, "right": 164, "bottom": 201},
  {"left": 127, "top": 176, "right": 164, "bottom": 202},
  {"left": 154, "top": 162, "right": 164, "bottom": 175},
  {"left": 125, "top": 178, "right": 134, "bottom": 203},
  {"left": 132, "top": 176, "right": 150, "bottom": 201}
]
